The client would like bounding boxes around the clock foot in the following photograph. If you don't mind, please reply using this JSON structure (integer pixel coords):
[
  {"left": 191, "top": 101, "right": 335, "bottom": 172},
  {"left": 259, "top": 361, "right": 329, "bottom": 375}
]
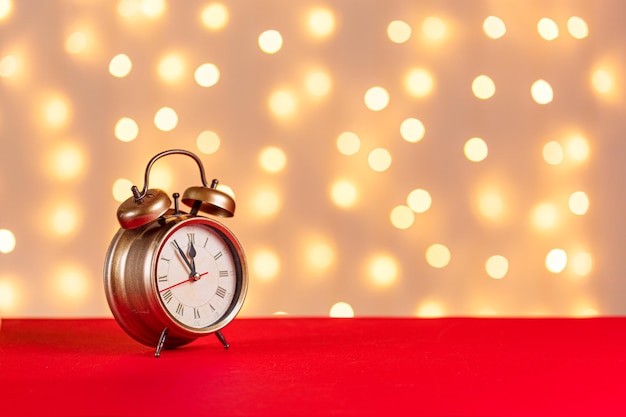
[
  {"left": 215, "top": 331, "right": 229, "bottom": 349},
  {"left": 155, "top": 327, "right": 169, "bottom": 358}
]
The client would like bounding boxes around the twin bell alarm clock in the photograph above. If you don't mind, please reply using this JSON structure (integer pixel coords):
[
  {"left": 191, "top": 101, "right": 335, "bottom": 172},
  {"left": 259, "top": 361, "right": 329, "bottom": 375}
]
[{"left": 103, "top": 149, "right": 248, "bottom": 357}]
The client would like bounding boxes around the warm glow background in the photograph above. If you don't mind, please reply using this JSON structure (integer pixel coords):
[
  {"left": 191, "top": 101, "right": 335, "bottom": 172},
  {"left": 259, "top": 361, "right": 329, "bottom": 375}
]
[{"left": 0, "top": 0, "right": 624, "bottom": 318}]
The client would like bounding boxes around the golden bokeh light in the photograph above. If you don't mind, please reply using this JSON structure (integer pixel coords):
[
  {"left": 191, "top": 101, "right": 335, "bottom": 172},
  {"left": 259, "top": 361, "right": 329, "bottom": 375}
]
[
  {"left": 567, "top": 16, "right": 589, "bottom": 39},
  {"left": 472, "top": 75, "right": 495, "bottom": 100},
  {"left": 40, "top": 94, "right": 71, "bottom": 129},
  {"left": 259, "top": 146, "right": 287, "bottom": 173},
  {"left": 0, "top": 54, "right": 18, "bottom": 78},
  {"left": 477, "top": 190, "right": 505, "bottom": 221},
  {"left": 0, "top": 0, "right": 11, "bottom": 20},
  {"left": 304, "top": 239, "right": 335, "bottom": 271},
  {"left": 47, "top": 143, "right": 85, "bottom": 181},
  {"left": 216, "top": 183, "right": 235, "bottom": 199},
  {"left": 543, "top": 141, "right": 564, "bottom": 165},
  {"left": 368, "top": 148, "right": 392, "bottom": 172},
  {"left": 425, "top": 244, "right": 451, "bottom": 268},
  {"left": 591, "top": 69, "right": 614, "bottom": 94},
  {"left": 390, "top": 205, "right": 414, "bottom": 230},
  {"left": 154, "top": 106, "right": 178, "bottom": 131},
  {"left": 200, "top": 3, "right": 229, "bottom": 30},
  {"left": 112, "top": 178, "right": 134, "bottom": 202},
  {"left": 400, "top": 117, "right": 425, "bottom": 143},
  {"left": 258, "top": 30, "right": 283, "bottom": 54},
  {"left": 53, "top": 264, "right": 90, "bottom": 302},
  {"left": 387, "top": 20, "right": 412, "bottom": 44},
  {"left": 194, "top": 63, "right": 220, "bottom": 87},
  {"left": 253, "top": 189, "right": 281, "bottom": 217},
  {"left": 416, "top": 301, "right": 445, "bottom": 318},
  {"left": 537, "top": 17, "right": 559, "bottom": 41},
  {"left": 109, "top": 53, "right": 132, "bottom": 78},
  {"left": 569, "top": 191, "right": 589, "bottom": 215},
  {"left": 268, "top": 89, "right": 297, "bottom": 118},
  {"left": 545, "top": 248, "right": 567, "bottom": 273},
  {"left": 157, "top": 53, "right": 186, "bottom": 84},
  {"left": 483, "top": 16, "right": 506, "bottom": 39},
  {"left": 251, "top": 249, "right": 281, "bottom": 282},
  {"left": 65, "top": 31, "right": 88, "bottom": 55},
  {"left": 367, "top": 254, "right": 399, "bottom": 288},
  {"left": 531, "top": 202, "right": 559, "bottom": 230},
  {"left": 196, "top": 130, "right": 221, "bottom": 155},
  {"left": 0, "top": 229, "right": 16, "bottom": 254},
  {"left": 114, "top": 117, "right": 139, "bottom": 142},
  {"left": 407, "top": 189, "right": 432, "bottom": 213},
  {"left": 485, "top": 255, "right": 509, "bottom": 279},
  {"left": 0, "top": 277, "right": 20, "bottom": 314},
  {"left": 304, "top": 71, "right": 332, "bottom": 97},
  {"left": 118, "top": 0, "right": 165, "bottom": 18},
  {"left": 364, "top": 86, "right": 389, "bottom": 111},
  {"left": 404, "top": 68, "right": 434, "bottom": 98},
  {"left": 330, "top": 179, "right": 358, "bottom": 208},
  {"left": 531, "top": 79, "right": 553, "bottom": 104},
  {"left": 51, "top": 202, "right": 80, "bottom": 237},
  {"left": 336, "top": 131, "right": 361, "bottom": 156},
  {"left": 307, "top": 8, "right": 335, "bottom": 38},
  {"left": 464, "top": 137, "right": 488, "bottom": 162},
  {"left": 149, "top": 162, "right": 173, "bottom": 191},
  {"left": 565, "top": 135, "right": 590, "bottom": 162},
  {"left": 329, "top": 302, "right": 354, "bottom": 318},
  {"left": 571, "top": 252, "right": 593, "bottom": 277},
  {"left": 422, "top": 16, "right": 446, "bottom": 41}
]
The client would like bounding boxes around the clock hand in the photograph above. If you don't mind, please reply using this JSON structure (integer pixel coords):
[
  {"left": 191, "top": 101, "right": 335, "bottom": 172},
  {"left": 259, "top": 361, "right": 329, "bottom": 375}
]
[
  {"left": 172, "top": 240, "right": 193, "bottom": 273},
  {"left": 159, "top": 272, "right": 208, "bottom": 292},
  {"left": 188, "top": 240, "right": 197, "bottom": 275}
]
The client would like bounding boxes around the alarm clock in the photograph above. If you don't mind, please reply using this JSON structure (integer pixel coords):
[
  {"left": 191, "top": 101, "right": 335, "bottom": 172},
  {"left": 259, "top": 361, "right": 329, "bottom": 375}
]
[{"left": 103, "top": 149, "right": 248, "bottom": 357}]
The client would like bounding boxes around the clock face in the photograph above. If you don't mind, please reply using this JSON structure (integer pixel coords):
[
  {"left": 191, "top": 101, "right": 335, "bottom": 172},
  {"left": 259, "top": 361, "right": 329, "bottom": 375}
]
[{"left": 155, "top": 219, "right": 240, "bottom": 330}]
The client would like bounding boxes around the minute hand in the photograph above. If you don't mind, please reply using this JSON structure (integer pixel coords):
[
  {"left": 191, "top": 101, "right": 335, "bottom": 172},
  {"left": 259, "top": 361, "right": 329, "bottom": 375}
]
[{"left": 172, "top": 240, "right": 193, "bottom": 273}]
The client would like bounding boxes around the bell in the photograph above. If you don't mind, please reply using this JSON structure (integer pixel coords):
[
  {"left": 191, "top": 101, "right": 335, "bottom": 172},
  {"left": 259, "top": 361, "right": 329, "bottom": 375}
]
[
  {"left": 182, "top": 181, "right": 235, "bottom": 217},
  {"left": 117, "top": 188, "right": 172, "bottom": 229}
]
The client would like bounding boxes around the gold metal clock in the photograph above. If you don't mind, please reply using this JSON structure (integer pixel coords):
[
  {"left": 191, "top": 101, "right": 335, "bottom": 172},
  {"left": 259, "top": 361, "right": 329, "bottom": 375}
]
[{"left": 103, "top": 149, "right": 248, "bottom": 357}]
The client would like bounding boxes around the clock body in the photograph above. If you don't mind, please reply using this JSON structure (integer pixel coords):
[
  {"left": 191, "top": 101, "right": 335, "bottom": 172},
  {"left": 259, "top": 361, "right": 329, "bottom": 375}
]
[{"left": 103, "top": 212, "right": 248, "bottom": 349}]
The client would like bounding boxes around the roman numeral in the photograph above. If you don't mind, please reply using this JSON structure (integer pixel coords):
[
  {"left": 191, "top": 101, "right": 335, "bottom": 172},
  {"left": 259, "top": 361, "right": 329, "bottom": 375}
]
[
  {"left": 158, "top": 275, "right": 168, "bottom": 282},
  {"left": 187, "top": 233, "right": 195, "bottom": 244},
  {"left": 216, "top": 286, "right": 227, "bottom": 298},
  {"left": 213, "top": 251, "right": 223, "bottom": 260},
  {"left": 162, "top": 290, "right": 173, "bottom": 304},
  {"left": 193, "top": 307, "right": 200, "bottom": 319},
  {"left": 219, "top": 270, "right": 228, "bottom": 278},
  {"left": 204, "top": 237, "right": 209, "bottom": 248},
  {"left": 209, "top": 303, "right": 216, "bottom": 311},
  {"left": 160, "top": 257, "right": 170, "bottom": 262},
  {"left": 176, "top": 303, "right": 184, "bottom": 316}
]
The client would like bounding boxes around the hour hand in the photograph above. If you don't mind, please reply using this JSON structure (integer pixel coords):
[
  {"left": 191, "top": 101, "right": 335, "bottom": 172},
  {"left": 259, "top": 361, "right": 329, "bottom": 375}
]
[
  {"left": 172, "top": 240, "right": 193, "bottom": 272},
  {"left": 188, "top": 241, "right": 197, "bottom": 275}
]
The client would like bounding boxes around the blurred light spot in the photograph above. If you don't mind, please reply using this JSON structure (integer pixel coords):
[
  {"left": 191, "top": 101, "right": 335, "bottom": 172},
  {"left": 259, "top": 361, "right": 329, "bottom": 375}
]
[
  {"left": 48, "top": 143, "right": 85, "bottom": 181},
  {"left": 404, "top": 68, "right": 434, "bottom": 98},
  {"left": 0, "top": 54, "right": 17, "bottom": 78},
  {"left": 0, "top": 278, "right": 19, "bottom": 313},
  {"left": 486, "top": 255, "right": 509, "bottom": 279},
  {"left": 364, "top": 86, "right": 389, "bottom": 111},
  {"left": 41, "top": 95, "right": 70, "bottom": 129},
  {"left": 546, "top": 248, "right": 567, "bottom": 273},
  {"left": 477, "top": 307, "right": 498, "bottom": 316},
  {"left": 472, "top": 75, "right": 495, "bottom": 99},
  {"left": 196, "top": 130, "right": 220, "bottom": 154},
  {"left": 201, "top": 3, "right": 228, "bottom": 30},
  {"left": 569, "top": 191, "right": 589, "bottom": 215},
  {"left": 150, "top": 163, "right": 173, "bottom": 191},
  {"left": 537, "top": 17, "right": 559, "bottom": 40},
  {"left": 0, "top": 229, "right": 16, "bottom": 254},
  {"left": 478, "top": 191, "right": 504, "bottom": 220},
  {"left": 158, "top": 53, "right": 185, "bottom": 84},
  {"left": 216, "top": 183, "right": 235, "bottom": 199},
  {"left": 531, "top": 79, "right": 553, "bottom": 104},
  {"left": 591, "top": 69, "right": 613, "bottom": 94},
  {"left": 426, "top": 244, "right": 450, "bottom": 268},
  {"left": 194, "top": 63, "right": 220, "bottom": 87},
  {"left": 109, "top": 54, "right": 132, "bottom": 78},
  {"left": 574, "top": 306, "right": 599, "bottom": 317},
  {"left": 65, "top": 31, "right": 88, "bottom": 55},
  {"left": 330, "top": 302, "right": 354, "bottom": 318},
  {"left": 390, "top": 205, "right": 414, "bottom": 229},
  {"left": 140, "top": 0, "right": 166, "bottom": 17},
  {"left": 259, "top": 146, "right": 287, "bottom": 173},
  {"left": 252, "top": 249, "right": 280, "bottom": 282},
  {"left": 464, "top": 137, "right": 488, "bottom": 162},
  {"left": 416, "top": 301, "right": 445, "bottom": 317},
  {"left": 571, "top": 252, "right": 592, "bottom": 276},
  {"left": 407, "top": 189, "right": 431, "bottom": 213},
  {"left": 531, "top": 202, "right": 558, "bottom": 230},
  {"left": 543, "top": 141, "right": 563, "bottom": 165},
  {"left": 387, "top": 20, "right": 412, "bottom": 43},
  {"left": 336, "top": 131, "right": 360, "bottom": 155},
  {"left": 422, "top": 16, "right": 446, "bottom": 41},
  {"left": 112, "top": 178, "right": 134, "bottom": 202},
  {"left": 114, "top": 117, "right": 139, "bottom": 142},
  {"left": 54, "top": 264, "right": 89, "bottom": 301},
  {"left": 330, "top": 180, "right": 357, "bottom": 208},
  {"left": 400, "top": 118, "right": 425, "bottom": 143},
  {"left": 483, "top": 16, "right": 506, "bottom": 39},
  {"left": 268, "top": 89, "right": 297, "bottom": 118},
  {"left": 367, "top": 254, "right": 398, "bottom": 288},
  {"left": 253, "top": 189, "right": 281, "bottom": 217},
  {"left": 565, "top": 135, "right": 590, "bottom": 162},
  {"left": 0, "top": 0, "right": 11, "bottom": 20},
  {"left": 154, "top": 107, "right": 178, "bottom": 131},
  {"left": 368, "top": 148, "right": 392, "bottom": 172},
  {"left": 258, "top": 30, "right": 283, "bottom": 54},
  {"left": 567, "top": 16, "right": 588, "bottom": 39},
  {"left": 117, "top": 0, "right": 141, "bottom": 17},
  {"left": 305, "top": 71, "right": 331, "bottom": 97},
  {"left": 305, "top": 240, "right": 335, "bottom": 271},
  {"left": 51, "top": 203, "right": 80, "bottom": 236},
  {"left": 273, "top": 311, "right": 288, "bottom": 316},
  {"left": 307, "top": 8, "right": 335, "bottom": 38}
]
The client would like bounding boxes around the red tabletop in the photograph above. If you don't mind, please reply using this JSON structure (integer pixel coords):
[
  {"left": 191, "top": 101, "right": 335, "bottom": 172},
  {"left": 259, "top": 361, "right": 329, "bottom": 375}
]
[{"left": 0, "top": 317, "right": 624, "bottom": 416}]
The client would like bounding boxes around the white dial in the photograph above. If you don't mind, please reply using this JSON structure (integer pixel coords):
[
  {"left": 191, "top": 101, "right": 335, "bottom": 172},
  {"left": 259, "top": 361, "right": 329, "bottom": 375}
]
[{"left": 155, "top": 220, "right": 238, "bottom": 329}]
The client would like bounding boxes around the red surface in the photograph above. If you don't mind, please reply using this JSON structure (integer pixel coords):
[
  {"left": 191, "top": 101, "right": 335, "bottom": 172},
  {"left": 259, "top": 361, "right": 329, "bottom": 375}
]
[{"left": 1, "top": 317, "right": 625, "bottom": 416}]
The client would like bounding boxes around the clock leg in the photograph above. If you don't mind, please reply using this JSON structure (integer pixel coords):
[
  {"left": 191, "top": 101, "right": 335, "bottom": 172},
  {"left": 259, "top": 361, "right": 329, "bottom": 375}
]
[
  {"left": 215, "top": 331, "right": 229, "bottom": 349},
  {"left": 155, "top": 327, "right": 169, "bottom": 358}
]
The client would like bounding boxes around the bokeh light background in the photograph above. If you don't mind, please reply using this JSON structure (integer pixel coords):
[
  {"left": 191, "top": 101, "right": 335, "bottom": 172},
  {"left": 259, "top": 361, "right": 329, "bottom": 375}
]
[{"left": 1, "top": 0, "right": 624, "bottom": 318}]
